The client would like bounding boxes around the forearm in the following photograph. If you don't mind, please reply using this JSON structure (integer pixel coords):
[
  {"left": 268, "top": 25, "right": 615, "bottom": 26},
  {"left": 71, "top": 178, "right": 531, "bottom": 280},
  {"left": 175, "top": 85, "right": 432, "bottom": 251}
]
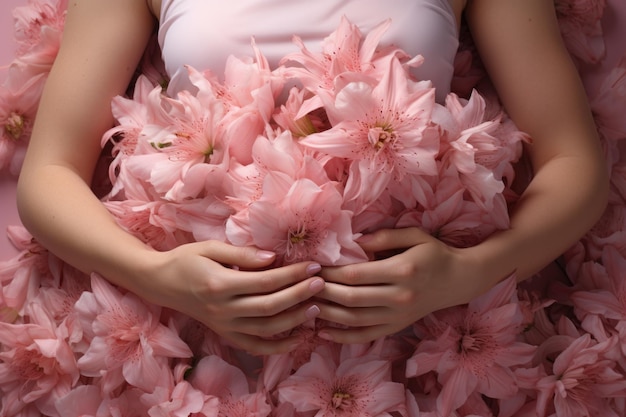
[
  {"left": 16, "top": 164, "right": 158, "bottom": 295},
  {"left": 461, "top": 0, "right": 610, "bottom": 289},
  {"left": 12, "top": 0, "right": 160, "bottom": 294},
  {"left": 464, "top": 151, "right": 608, "bottom": 288}
]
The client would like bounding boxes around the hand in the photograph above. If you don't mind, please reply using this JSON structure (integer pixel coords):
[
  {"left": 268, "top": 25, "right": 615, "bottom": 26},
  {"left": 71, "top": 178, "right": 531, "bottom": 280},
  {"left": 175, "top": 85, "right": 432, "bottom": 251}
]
[
  {"left": 139, "top": 240, "right": 325, "bottom": 355},
  {"left": 315, "top": 228, "right": 489, "bottom": 344}
]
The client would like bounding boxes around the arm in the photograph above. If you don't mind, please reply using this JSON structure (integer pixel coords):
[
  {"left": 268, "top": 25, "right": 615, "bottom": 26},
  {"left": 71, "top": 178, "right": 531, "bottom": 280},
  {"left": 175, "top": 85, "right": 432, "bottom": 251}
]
[
  {"left": 315, "top": 0, "right": 608, "bottom": 343},
  {"left": 461, "top": 0, "right": 608, "bottom": 282},
  {"left": 16, "top": 0, "right": 323, "bottom": 354}
]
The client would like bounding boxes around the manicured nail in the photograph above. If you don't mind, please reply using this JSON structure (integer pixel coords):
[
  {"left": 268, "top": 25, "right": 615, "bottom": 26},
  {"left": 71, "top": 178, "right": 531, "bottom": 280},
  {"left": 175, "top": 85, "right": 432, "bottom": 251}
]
[
  {"left": 256, "top": 250, "right": 276, "bottom": 261},
  {"left": 317, "top": 331, "right": 333, "bottom": 341},
  {"left": 306, "top": 263, "right": 322, "bottom": 276},
  {"left": 309, "top": 278, "right": 325, "bottom": 292},
  {"left": 355, "top": 234, "right": 374, "bottom": 244},
  {"left": 305, "top": 305, "right": 320, "bottom": 320}
]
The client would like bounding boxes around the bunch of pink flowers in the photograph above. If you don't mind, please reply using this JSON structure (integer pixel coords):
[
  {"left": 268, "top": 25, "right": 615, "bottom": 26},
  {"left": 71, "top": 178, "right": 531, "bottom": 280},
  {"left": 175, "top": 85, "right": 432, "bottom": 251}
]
[
  {"left": 101, "top": 17, "right": 525, "bottom": 267},
  {"left": 3, "top": 0, "right": 626, "bottom": 416}
]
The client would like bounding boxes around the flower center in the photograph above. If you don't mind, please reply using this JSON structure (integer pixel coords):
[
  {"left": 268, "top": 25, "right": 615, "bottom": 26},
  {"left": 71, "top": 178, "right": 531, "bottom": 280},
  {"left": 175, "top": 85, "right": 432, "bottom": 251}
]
[
  {"left": 11, "top": 347, "right": 48, "bottom": 380},
  {"left": 331, "top": 391, "right": 354, "bottom": 410},
  {"left": 5, "top": 112, "right": 25, "bottom": 140},
  {"left": 368, "top": 125, "right": 396, "bottom": 150},
  {"left": 203, "top": 145, "right": 214, "bottom": 163},
  {"left": 460, "top": 334, "right": 482, "bottom": 352},
  {"left": 289, "top": 227, "right": 308, "bottom": 244},
  {"left": 292, "top": 115, "right": 318, "bottom": 138}
]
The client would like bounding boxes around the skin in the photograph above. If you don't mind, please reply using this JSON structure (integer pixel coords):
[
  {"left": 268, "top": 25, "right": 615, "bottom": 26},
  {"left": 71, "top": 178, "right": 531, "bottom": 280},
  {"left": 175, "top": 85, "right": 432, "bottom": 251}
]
[
  {"left": 16, "top": 0, "right": 608, "bottom": 353},
  {"left": 315, "top": 0, "right": 609, "bottom": 343},
  {"left": 17, "top": 0, "right": 325, "bottom": 355}
]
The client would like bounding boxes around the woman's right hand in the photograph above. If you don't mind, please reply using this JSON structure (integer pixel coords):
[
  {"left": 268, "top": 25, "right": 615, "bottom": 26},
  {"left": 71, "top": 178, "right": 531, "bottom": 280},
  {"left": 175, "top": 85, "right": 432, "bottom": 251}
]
[{"left": 141, "top": 241, "right": 324, "bottom": 355}]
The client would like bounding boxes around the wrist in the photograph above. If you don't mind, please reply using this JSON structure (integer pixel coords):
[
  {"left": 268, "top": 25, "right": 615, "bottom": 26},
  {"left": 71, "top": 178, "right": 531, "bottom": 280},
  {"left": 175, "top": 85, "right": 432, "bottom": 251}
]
[
  {"left": 452, "top": 244, "right": 512, "bottom": 301},
  {"left": 91, "top": 241, "right": 166, "bottom": 304}
]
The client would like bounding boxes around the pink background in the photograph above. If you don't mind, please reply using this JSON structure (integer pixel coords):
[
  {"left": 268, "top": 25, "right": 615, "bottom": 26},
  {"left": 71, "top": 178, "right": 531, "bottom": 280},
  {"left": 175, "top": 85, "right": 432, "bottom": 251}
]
[
  {"left": 0, "top": 0, "right": 27, "bottom": 260},
  {"left": 0, "top": 1, "right": 624, "bottom": 262}
]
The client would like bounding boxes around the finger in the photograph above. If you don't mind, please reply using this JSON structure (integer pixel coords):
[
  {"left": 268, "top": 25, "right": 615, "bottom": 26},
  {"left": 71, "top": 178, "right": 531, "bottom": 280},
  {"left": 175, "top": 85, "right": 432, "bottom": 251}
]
[
  {"left": 231, "top": 276, "right": 325, "bottom": 317},
  {"left": 234, "top": 304, "right": 321, "bottom": 338},
  {"left": 215, "top": 260, "right": 323, "bottom": 297},
  {"left": 357, "top": 227, "right": 434, "bottom": 252},
  {"left": 315, "top": 303, "right": 389, "bottom": 327},
  {"left": 320, "top": 258, "right": 399, "bottom": 286},
  {"left": 317, "top": 282, "right": 396, "bottom": 308},
  {"left": 194, "top": 240, "right": 278, "bottom": 269}
]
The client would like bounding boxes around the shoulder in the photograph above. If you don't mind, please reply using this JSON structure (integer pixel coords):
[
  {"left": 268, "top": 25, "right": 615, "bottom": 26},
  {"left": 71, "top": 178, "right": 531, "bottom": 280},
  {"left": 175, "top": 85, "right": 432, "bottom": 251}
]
[{"left": 462, "top": 0, "right": 570, "bottom": 95}]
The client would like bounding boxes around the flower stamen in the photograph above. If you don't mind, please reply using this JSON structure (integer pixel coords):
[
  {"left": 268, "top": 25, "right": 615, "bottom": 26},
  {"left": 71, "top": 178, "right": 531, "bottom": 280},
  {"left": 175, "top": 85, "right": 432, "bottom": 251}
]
[
  {"left": 368, "top": 124, "right": 396, "bottom": 150},
  {"left": 288, "top": 224, "right": 308, "bottom": 245},
  {"left": 5, "top": 112, "right": 25, "bottom": 140},
  {"left": 331, "top": 390, "right": 354, "bottom": 410}
]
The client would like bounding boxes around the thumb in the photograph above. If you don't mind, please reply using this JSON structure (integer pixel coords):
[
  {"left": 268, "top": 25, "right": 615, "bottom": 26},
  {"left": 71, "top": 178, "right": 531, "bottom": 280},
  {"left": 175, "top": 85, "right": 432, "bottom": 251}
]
[
  {"left": 356, "top": 227, "right": 435, "bottom": 252},
  {"left": 191, "top": 240, "right": 276, "bottom": 268}
]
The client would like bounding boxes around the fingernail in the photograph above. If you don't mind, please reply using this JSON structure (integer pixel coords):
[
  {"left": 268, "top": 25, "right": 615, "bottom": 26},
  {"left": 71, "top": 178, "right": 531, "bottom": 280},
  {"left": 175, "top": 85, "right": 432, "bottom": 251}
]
[
  {"left": 355, "top": 234, "right": 374, "bottom": 244},
  {"left": 305, "top": 305, "right": 320, "bottom": 320},
  {"left": 306, "top": 263, "right": 322, "bottom": 276},
  {"left": 317, "top": 331, "right": 333, "bottom": 341},
  {"left": 256, "top": 250, "right": 276, "bottom": 261},
  {"left": 309, "top": 278, "right": 325, "bottom": 292}
]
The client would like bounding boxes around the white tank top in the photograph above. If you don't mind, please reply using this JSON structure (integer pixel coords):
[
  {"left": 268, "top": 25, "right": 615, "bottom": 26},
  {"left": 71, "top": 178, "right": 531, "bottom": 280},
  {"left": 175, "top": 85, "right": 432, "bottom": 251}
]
[{"left": 158, "top": 0, "right": 459, "bottom": 101}]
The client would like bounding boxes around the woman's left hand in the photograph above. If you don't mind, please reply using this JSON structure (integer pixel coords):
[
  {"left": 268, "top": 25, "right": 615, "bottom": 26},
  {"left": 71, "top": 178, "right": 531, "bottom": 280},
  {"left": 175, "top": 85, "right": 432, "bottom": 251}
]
[{"left": 315, "top": 227, "right": 490, "bottom": 344}]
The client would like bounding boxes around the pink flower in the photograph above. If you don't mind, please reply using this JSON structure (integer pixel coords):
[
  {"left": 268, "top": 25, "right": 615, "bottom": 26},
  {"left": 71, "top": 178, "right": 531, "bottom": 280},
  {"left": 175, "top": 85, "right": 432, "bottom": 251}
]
[
  {"left": 435, "top": 91, "right": 524, "bottom": 212},
  {"left": 75, "top": 274, "right": 192, "bottom": 394},
  {"left": 535, "top": 334, "right": 626, "bottom": 417},
  {"left": 554, "top": 0, "right": 606, "bottom": 64},
  {"left": 260, "top": 321, "right": 338, "bottom": 392},
  {"left": 8, "top": 25, "right": 62, "bottom": 84},
  {"left": 300, "top": 57, "right": 438, "bottom": 209},
  {"left": 281, "top": 16, "right": 396, "bottom": 93},
  {"left": 56, "top": 385, "right": 151, "bottom": 417},
  {"left": 406, "top": 276, "right": 536, "bottom": 416},
  {"left": 225, "top": 129, "right": 333, "bottom": 216},
  {"left": 54, "top": 385, "right": 102, "bottom": 417},
  {"left": 0, "top": 303, "right": 79, "bottom": 417},
  {"left": 0, "top": 227, "right": 51, "bottom": 323},
  {"left": 139, "top": 84, "right": 231, "bottom": 198},
  {"left": 103, "top": 75, "right": 158, "bottom": 195},
  {"left": 216, "top": 39, "right": 283, "bottom": 110},
  {"left": 277, "top": 347, "right": 406, "bottom": 416},
  {"left": 590, "top": 58, "right": 626, "bottom": 142},
  {"left": 227, "top": 174, "right": 366, "bottom": 266},
  {"left": 570, "top": 246, "right": 626, "bottom": 321},
  {"left": 141, "top": 363, "right": 217, "bottom": 417},
  {"left": 103, "top": 199, "right": 195, "bottom": 251},
  {"left": 396, "top": 168, "right": 507, "bottom": 248},
  {"left": 187, "top": 48, "right": 282, "bottom": 165},
  {"left": 569, "top": 246, "right": 626, "bottom": 356},
  {"left": 0, "top": 71, "right": 46, "bottom": 175},
  {"left": 516, "top": 288, "right": 557, "bottom": 346},
  {"left": 188, "top": 355, "right": 271, "bottom": 417},
  {"left": 23, "top": 259, "right": 91, "bottom": 351},
  {"left": 272, "top": 87, "right": 331, "bottom": 138},
  {"left": 12, "top": 0, "right": 67, "bottom": 57}
]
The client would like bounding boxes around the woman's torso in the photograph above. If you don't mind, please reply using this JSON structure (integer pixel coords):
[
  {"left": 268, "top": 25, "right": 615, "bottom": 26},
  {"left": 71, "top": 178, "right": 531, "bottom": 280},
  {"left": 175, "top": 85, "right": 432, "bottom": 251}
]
[{"left": 154, "top": 0, "right": 462, "bottom": 101}]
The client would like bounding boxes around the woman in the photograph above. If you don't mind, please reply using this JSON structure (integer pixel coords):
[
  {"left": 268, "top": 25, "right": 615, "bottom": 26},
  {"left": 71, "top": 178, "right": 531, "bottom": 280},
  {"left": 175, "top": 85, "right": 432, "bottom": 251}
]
[{"left": 15, "top": 0, "right": 607, "bottom": 359}]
